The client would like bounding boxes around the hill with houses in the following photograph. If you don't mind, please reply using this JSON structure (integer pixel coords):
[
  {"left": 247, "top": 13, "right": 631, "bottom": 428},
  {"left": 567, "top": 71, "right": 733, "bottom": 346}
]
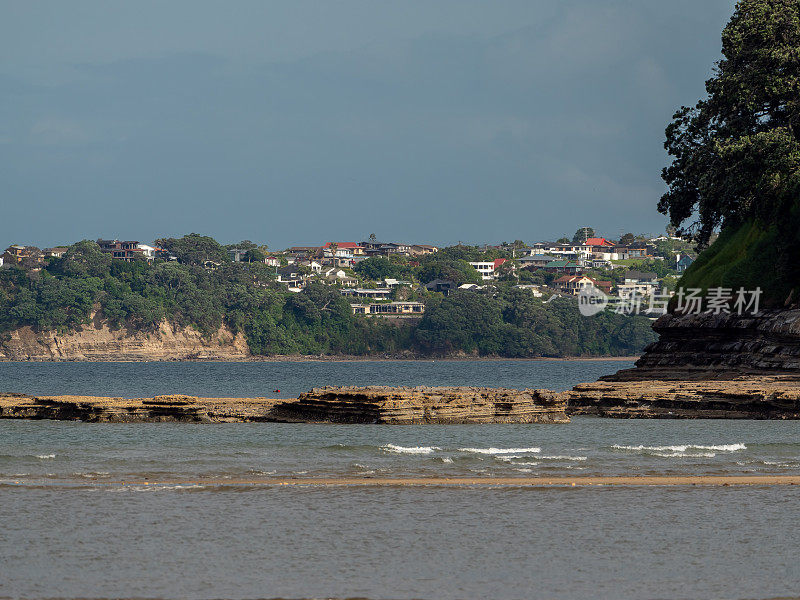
[{"left": 0, "top": 230, "right": 686, "bottom": 358}]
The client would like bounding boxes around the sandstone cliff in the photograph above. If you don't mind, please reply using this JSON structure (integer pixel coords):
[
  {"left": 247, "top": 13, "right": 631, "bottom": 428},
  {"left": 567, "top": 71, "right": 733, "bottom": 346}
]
[
  {"left": 270, "top": 386, "right": 569, "bottom": 424},
  {"left": 0, "top": 313, "right": 250, "bottom": 361}
]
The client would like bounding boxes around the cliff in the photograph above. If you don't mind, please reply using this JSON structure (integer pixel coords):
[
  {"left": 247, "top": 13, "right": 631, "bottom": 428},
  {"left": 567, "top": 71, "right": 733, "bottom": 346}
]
[
  {"left": 567, "top": 310, "right": 800, "bottom": 418},
  {"left": 270, "top": 386, "right": 569, "bottom": 424},
  {"left": 0, "top": 313, "right": 250, "bottom": 361},
  {"left": 604, "top": 310, "right": 800, "bottom": 380}
]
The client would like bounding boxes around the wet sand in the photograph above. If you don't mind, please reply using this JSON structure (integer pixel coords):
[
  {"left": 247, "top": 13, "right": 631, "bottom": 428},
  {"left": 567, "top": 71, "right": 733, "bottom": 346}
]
[{"left": 15, "top": 475, "right": 799, "bottom": 487}]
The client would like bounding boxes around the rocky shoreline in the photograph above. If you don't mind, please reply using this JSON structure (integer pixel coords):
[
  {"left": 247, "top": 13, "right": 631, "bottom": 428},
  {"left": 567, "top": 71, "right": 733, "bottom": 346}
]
[{"left": 0, "top": 386, "right": 569, "bottom": 424}]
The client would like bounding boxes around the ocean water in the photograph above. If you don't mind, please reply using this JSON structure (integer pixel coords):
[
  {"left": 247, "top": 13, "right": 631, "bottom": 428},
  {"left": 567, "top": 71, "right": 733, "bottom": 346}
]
[{"left": 2, "top": 360, "right": 800, "bottom": 600}]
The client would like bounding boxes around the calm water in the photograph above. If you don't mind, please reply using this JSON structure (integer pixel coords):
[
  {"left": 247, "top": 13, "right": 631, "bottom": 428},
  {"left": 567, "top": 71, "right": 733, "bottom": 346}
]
[{"left": 2, "top": 360, "right": 800, "bottom": 600}]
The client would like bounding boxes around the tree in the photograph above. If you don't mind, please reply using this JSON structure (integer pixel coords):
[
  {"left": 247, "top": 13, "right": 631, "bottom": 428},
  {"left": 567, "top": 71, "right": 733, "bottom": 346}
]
[
  {"left": 619, "top": 233, "right": 635, "bottom": 245},
  {"left": 556, "top": 237, "right": 570, "bottom": 244},
  {"left": 572, "top": 227, "right": 595, "bottom": 244},
  {"left": 659, "top": 0, "right": 800, "bottom": 249},
  {"left": 156, "top": 234, "right": 229, "bottom": 266}
]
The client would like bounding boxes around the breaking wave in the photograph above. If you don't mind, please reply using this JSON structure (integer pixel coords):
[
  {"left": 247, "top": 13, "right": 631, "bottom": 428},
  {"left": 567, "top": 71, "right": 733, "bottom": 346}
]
[
  {"left": 457, "top": 447, "right": 541, "bottom": 455},
  {"left": 382, "top": 444, "right": 440, "bottom": 455},
  {"left": 612, "top": 443, "right": 746, "bottom": 454}
]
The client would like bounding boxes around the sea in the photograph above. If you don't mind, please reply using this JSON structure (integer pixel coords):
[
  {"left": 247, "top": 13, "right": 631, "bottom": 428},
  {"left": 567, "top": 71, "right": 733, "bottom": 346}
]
[{"left": 2, "top": 360, "right": 800, "bottom": 600}]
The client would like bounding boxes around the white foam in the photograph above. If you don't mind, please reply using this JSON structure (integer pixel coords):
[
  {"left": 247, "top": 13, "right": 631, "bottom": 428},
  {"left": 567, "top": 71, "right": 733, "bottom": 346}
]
[
  {"left": 441, "top": 457, "right": 454, "bottom": 464},
  {"left": 383, "top": 444, "right": 440, "bottom": 455},
  {"left": 35, "top": 454, "right": 55, "bottom": 459},
  {"left": 612, "top": 443, "right": 745, "bottom": 453},
  {"left": 652, "top": 451, "right": 716, "bottom": 458},
  {"left": 457, "top": 447, "right": 541, "bottom": 455},
  {"left": 540, "top": 455, "right": 588, "bottom": 461}
]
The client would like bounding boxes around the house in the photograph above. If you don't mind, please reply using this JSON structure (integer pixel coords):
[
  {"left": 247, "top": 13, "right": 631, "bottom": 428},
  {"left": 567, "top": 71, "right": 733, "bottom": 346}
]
[
  {"left": 543, "top": 260, "right": 583, "bottom": 274},
  {"left": 676, "top": 254, "right": 694, "bottom": 273},
  {"left": 340, "top": 288, "right": 393, "bottom": 300},
  {"left": 468, "top": 258, "right": 510, "bottom": 280},
  {"left": 617, "top": 270, "right": 659, "bottom": 298},
  {"left": 424, "top": 279, "right": 457, "bottom": 295},
  {"left": 360, "top": 241, "right": 412, "bottom": 257},
  {"left": 97, "top": 239, "right": 147, "bottom": 262},
  {"left": 2, "top": 245, "right": 43, "bottom": 268},
  {"left": 276, "top": 265, "right": 306, "bottom": 287},
  {"left": 350, "top": 301, "right": 425, "bottom": 316},
  {"left": 43, "top": 247, "right": 69, "bottom": 258},
  {"left": 584, "top": 237, "right": 615, "bottom": 248},
  {"left": 264, "top": 256, "right": 281, "bottom": 267},
  {"left": 626, "top": 242, "right": 651, "bottom": 258},
  {"left": 553, "top": 275, "right": 612, "bottom": 296},
  {"left": 409, "top": 244, "right": 439, "bottom": 256},
  {"left": 384, "top": 278, "right": 412, "bottom": 288},
  {"left": 519, "top": 254, "right": 553, "bottom": 269},
  {"left": 323, "top": 242, "right": 365, "bottom": 257}
]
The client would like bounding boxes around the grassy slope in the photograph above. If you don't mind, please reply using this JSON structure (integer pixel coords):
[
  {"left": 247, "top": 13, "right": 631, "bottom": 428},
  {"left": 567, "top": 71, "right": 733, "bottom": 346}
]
[{"left": 677, "top": 217, "right": 798, "bottom": 307}]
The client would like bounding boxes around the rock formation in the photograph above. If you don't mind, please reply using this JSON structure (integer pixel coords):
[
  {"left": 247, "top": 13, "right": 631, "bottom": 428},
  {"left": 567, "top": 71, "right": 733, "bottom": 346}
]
[
  {"left": 567, "top": 310, "right": 800, "bottom": 419},
  {"left": 270, "top": 386, "right": 569, "bottom": 424},
  {"left": 0, "top": 312, "right": 250, "bottom": 361},
  {"left": 0, "top": 393, "right": 279, "bottom": 422},
  {"left": 0, "top": 387, "right": 570, "bottom": 424}
]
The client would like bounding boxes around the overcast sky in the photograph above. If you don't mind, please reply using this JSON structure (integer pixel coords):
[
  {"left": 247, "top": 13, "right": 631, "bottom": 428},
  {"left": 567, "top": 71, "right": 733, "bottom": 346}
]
[{"left": 1, "top": 0, "right": 735, "bottom": 248}]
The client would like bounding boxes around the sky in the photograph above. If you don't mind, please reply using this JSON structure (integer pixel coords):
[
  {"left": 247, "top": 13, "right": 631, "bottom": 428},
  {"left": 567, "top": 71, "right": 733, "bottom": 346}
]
[{"left": 1, "top": 0, "right": 736, "bottom": 249}]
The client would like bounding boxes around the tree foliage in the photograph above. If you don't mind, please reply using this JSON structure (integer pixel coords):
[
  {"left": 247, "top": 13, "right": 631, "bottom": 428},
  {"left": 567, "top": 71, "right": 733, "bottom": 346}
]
[{"left": 659, "top": 0, "right": 800, "bottom": 248}]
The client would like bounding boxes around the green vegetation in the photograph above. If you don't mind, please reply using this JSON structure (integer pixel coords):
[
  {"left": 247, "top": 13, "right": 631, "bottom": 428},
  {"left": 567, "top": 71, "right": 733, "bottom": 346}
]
[
  {"left": 660, "top": 0, "right": 800, "bottom": 304},
  {"left": 0, "top": 236, "right": 657, "bottom": 357}
]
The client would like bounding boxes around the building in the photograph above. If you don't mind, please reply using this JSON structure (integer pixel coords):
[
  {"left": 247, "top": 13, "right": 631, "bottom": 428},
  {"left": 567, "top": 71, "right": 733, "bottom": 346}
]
[
  {"left": 543, "top": 260, "right": 583, "bottom": 274},
  {"left": 424, "top": 279, "right": 457, "bottom": 295},
  {"left": 340, "top": 288, "right": 393, "bottom": 300},
  {"left": 468, "top": 258, "right": 509, "bottom": 280},
  {"left": 97, "top": 239, "right": 147, "bottom": 262},
  {"left": 553, "top": 275, "right": 612, "bottom": 295},
  {"left": 350, "top": 301, "right": 425, "bottom": 316},
  {"left": 676, "top": 254, "right": 694, "bottom": 273},
  {"left": 617, "top": 271, "right": 659, "bottom": 298},
  {"left": 43, "top": 247, "right": 69, "bottom": 258},
  {"left": 519, "top": 254, "right": 553, "bottom": 269}
]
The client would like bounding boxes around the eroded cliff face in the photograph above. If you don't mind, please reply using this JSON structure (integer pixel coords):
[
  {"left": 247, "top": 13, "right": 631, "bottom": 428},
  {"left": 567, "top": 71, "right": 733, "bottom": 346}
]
[
  {"left": 567, "top": 310, "right": 800, "bottom": 418},
  {"left": 0, "top": 313, "right": 250, "bottom": 361},
  {"left": 606, "top": 310, "right": 800, "bottom": 381}
]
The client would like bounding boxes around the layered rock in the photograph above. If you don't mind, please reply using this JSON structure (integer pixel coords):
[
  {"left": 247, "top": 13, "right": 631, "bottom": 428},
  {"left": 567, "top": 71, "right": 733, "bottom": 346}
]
[
  {"left": 0, "top": 313, "right": 250, "bottom": 361},
  {"left": 605, "top": 310, "right": 800, "bottom": 381},
  {"left": 270, "top": 386, "right": 569, "bottom": 424},
  {"left": 567, "top": 310, "right": 800, "bottom": 419},
  {"left": 568, "top": 377, "right": 800, "bottom": 419},
  {"left": 0, "top": 393, "right": 279, "bottom": 422}
]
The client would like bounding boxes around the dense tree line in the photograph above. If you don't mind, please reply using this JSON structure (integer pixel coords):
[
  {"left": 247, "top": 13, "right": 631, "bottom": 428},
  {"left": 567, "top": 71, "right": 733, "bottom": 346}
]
[{"left": 0, "top": 237, "right": 656, "bottom": 357}]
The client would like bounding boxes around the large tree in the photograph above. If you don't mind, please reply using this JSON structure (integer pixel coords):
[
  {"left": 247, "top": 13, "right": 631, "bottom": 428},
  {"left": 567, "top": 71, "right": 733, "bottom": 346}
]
[{"left": 659, "top": 0, "right": 800, "bottom": 249}]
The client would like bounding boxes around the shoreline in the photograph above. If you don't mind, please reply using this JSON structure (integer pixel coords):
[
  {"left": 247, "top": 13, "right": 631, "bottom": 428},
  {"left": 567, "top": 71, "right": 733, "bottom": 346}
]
[
  {"left": 0, "top": 355, "right": 640, "bottom": 363},
  {"left": 7, "top": 475, "right": 800, "bottom": 487}
]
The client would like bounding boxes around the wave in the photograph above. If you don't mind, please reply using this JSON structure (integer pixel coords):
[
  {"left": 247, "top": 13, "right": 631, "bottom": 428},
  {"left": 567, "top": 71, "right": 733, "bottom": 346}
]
[
  {"left": 457, "top": 447, "right": 541, "bottom": 455},
  {"left": 611, "top": 443, "right": 745, "bottom": 453},
  {"left": 36, "top": 454, "right": 56, "bottom": 459},
  {"left": 382, "top": 444, "right": 440, "bottom": 455},
  {"left": 539, "top": 455, "right": 588, "bottom": 461}
]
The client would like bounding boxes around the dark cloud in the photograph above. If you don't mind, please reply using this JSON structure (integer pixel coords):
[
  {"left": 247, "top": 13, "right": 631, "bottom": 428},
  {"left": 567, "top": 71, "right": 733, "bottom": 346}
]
[{"left": 0, "top": 1, "right": 735, "bottom": 247}]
